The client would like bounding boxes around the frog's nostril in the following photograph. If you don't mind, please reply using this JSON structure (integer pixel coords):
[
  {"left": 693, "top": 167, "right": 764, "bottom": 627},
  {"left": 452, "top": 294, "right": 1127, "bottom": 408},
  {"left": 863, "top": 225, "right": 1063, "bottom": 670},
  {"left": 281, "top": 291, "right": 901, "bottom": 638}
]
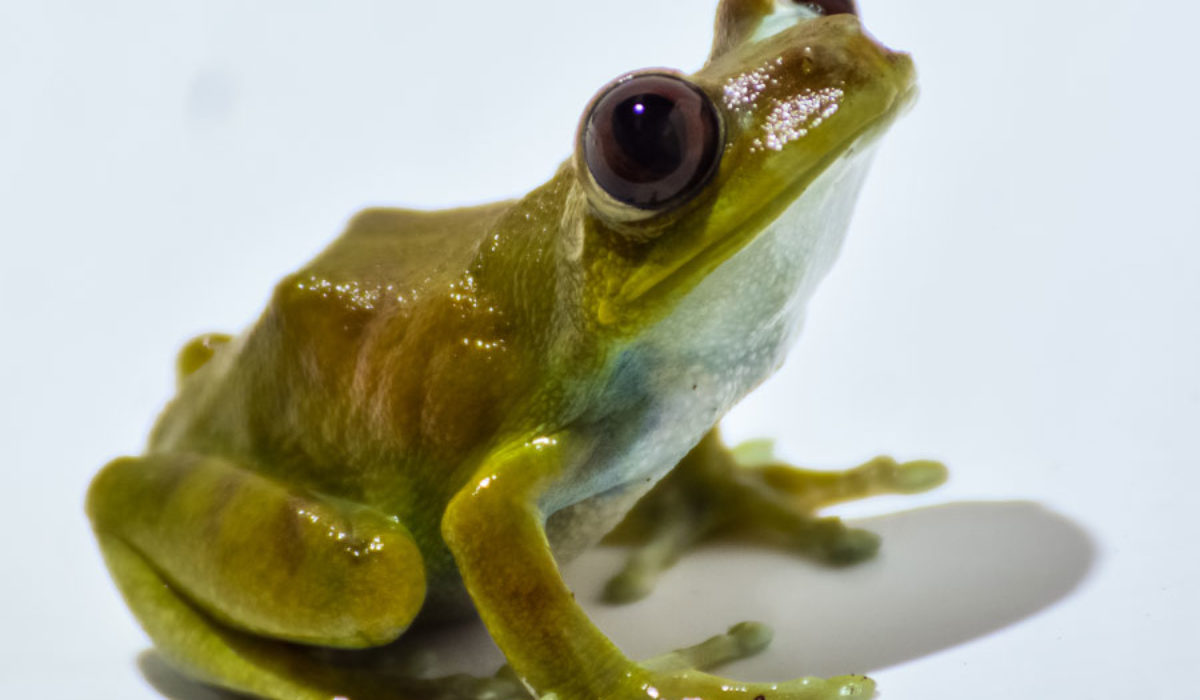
[{"left": 793, "top": 0, "right": 857, "bottom": 17}]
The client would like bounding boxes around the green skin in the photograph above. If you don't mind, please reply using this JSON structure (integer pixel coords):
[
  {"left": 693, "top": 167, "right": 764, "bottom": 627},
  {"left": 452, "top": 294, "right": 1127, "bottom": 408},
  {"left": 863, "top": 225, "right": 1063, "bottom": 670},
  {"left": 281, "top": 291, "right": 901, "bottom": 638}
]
[{"left": 87, "top": 2, "right": 946, "bottom": 699}]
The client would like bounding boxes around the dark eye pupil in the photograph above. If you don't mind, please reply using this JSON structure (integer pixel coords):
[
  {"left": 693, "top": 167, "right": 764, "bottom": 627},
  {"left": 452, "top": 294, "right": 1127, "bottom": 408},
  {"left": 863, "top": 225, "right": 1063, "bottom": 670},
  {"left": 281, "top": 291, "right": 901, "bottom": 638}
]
[
  {"left": 583, "top": 74, "right": 722, "bottom": 211},
  {"left": 610, "top": 94, "right": 684, "bottom": 183}
]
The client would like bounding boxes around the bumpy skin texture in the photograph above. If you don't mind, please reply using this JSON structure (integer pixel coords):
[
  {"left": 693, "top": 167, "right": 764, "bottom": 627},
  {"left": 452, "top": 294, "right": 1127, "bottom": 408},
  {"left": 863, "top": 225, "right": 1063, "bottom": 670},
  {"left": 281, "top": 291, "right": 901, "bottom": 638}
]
[{"left": 87, "top": 2, "right": 936, "bottom": 699}]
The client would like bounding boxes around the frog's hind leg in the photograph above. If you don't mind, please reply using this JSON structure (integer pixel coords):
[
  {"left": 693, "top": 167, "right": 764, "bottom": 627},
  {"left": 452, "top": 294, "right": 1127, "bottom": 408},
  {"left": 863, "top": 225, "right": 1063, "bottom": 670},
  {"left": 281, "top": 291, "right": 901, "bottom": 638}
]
[
  {"left": 88, "top": 454, "right": 526, "bottom": 699},
  {"left": 95, "top": 529, "right": 379, "bottom": 699},
  {"left": 602, "top": 429, "right": 947, "bottom": 603},
  {"left": 99, "top": 534, "right": 529, "bottom": 700}
]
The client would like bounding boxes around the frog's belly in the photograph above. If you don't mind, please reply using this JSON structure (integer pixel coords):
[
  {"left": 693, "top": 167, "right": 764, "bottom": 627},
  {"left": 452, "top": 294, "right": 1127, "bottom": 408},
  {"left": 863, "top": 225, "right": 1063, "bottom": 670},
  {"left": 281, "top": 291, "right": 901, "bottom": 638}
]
[
  {"left": 543, "top": 337, "right": 789, "bottom": 564},
  {"left": 545, "top": 320, "right": 796, "bottom": 562}
]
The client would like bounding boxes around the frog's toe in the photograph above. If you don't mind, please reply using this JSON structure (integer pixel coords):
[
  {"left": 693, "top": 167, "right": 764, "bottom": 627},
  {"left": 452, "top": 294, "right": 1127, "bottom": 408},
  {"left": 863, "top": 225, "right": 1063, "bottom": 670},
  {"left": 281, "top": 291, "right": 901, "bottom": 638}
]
[
  {"left": 603, "top": 496, "right": 703, "bottom": 604},
  {"left": 838, "top": 674, "right": 876, "bottom": 697},
  {"left": 890, "top": 458, "right": 949, "bottom": 493},
  {"left": 817, "top": 526, "right": 880, "bottom": 565},
  {"left": 750, "top": 673, "right": 875, "bottom": 700},
  {"left": 747, "top": 454, "right": 948, "bottom": 510},
  {"left": 644, "top": 621, "right": 775, "bottom": 673},
  {"left": 813, "top": 674, "right": 875, "bottom": 698},
  {"left": 603, "top": 567, "right": 655, "bottom": 604},
  {"left": 726, "top": 620, "right": 774, "bottom": 657}
]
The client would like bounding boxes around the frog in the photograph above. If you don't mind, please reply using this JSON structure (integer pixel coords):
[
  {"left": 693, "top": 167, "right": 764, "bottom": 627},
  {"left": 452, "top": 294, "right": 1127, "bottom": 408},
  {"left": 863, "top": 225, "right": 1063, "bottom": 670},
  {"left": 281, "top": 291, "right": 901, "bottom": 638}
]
[{"left": 86, "top": 1, "right": 946, "bottom": 698}]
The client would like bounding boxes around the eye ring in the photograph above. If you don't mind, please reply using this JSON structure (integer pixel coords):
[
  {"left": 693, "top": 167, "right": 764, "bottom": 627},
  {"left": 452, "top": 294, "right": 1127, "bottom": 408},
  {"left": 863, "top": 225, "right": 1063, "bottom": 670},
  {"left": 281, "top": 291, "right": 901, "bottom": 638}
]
[{"left": 581, "top": 73, "right": 723, "bottom": 212}]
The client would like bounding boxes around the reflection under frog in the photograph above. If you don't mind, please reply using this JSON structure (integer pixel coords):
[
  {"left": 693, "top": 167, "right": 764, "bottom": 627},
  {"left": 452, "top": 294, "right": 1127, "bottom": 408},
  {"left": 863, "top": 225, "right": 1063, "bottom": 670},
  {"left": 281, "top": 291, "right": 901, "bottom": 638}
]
[{"left": 87, "top": 1, "right": 946, "bottom": 698}]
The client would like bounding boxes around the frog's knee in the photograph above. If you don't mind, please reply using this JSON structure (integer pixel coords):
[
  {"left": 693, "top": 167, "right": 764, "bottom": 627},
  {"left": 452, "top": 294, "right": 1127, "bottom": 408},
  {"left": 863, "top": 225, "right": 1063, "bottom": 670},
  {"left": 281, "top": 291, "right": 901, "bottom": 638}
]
[
  {"left": 306, "top": 510, "right": 429, "bottom": 647},
  {"left": 197, "top": 493, "right": 429, "bottom": 648},
  {"left": 176, "top": 333, "right": 232, "bottom": 380},
  {"left": 85, "top": 456, "right": 141, "bottom": 532}
]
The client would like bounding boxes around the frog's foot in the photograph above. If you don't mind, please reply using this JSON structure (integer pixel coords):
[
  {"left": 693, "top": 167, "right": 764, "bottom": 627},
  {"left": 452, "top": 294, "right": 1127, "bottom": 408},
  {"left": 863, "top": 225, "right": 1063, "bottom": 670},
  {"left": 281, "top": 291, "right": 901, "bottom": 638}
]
[
  {"left": 476, "top": 621, "right": 773, "bottom": 700},
  {"left": 641, "top": 623, "right": 873, "bottom": 700},
  {"left": 505, "top": 630, "right": 871, "bottom": 700},
  {"left": 648, "top": 669, "right": 875, "bottom": 700},
  {"left": 603, "top": 430, "right": 947, "bottom": 603}
]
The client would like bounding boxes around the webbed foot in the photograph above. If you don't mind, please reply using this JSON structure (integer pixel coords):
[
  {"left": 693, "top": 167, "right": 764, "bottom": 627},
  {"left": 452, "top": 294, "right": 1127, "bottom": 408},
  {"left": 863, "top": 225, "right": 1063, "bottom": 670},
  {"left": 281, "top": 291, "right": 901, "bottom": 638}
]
[
  {"left": 604, "top": 430, "right": 947, "bottom": 603},
  {"left": 642, "top": 623, "right": 872, "bottom": 700}
]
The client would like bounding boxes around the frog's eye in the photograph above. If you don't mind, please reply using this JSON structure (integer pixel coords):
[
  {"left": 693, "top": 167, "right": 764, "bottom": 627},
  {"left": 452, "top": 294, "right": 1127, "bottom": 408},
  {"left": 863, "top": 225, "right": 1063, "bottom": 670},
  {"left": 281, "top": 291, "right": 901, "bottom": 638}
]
[
  {"left": 792, "top": 0, "right": 858, "bottom": 16},
  {"left": 583, "top": 73, "right": 722, "bottom": 211}
]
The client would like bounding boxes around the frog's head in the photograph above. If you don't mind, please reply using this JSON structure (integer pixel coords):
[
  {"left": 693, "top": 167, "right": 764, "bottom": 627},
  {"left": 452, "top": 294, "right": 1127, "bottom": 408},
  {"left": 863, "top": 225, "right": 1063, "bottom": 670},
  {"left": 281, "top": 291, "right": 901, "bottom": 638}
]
[{"left": 568, "top": 0, "right": 916, "bottom": 331}]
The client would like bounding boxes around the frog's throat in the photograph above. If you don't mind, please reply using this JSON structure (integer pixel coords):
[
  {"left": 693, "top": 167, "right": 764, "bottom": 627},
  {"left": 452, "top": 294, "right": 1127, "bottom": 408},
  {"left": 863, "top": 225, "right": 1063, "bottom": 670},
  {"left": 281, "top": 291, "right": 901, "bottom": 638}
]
[{"left": 605, "top": 81, "right": 917, "bottom": 321}]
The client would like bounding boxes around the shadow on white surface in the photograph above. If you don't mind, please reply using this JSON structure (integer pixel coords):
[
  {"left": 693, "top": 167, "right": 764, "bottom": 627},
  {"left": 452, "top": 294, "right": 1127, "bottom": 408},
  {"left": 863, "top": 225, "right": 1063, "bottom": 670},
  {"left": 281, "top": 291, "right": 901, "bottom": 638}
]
[
  {"left": 138, "top": 500, "right": 1094, "bottom": 698},
  {"left": 141, "top": 652, "right": 242, "bottom": 699},
  {"left": 740, "top": 499, "right": 1096, "bottom": 675}
]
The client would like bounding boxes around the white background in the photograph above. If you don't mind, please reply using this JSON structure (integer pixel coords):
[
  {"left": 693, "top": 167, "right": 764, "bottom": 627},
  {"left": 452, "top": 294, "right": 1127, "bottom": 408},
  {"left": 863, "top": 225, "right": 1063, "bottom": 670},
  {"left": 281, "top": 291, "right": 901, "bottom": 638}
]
[{"left": 2, "top": 0, "right": 1198, "bottom": 698}]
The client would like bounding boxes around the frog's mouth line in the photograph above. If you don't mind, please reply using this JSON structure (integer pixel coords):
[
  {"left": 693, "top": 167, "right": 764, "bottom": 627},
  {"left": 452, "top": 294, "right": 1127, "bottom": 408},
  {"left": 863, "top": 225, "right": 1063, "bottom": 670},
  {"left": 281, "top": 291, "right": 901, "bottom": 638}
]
[{"left": 614, "top": 81, "right": 918, "bottom": 313}]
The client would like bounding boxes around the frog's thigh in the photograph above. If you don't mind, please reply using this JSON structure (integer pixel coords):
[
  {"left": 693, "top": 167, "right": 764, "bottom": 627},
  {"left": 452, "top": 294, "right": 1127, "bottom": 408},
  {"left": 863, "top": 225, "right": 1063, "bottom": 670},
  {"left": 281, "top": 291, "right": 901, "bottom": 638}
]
[
  {"left": 95, "top": 531, "right": 373, "bottom": 700},
  {"left": 87, "top": 453, "right": 426, "bottom": 650}
]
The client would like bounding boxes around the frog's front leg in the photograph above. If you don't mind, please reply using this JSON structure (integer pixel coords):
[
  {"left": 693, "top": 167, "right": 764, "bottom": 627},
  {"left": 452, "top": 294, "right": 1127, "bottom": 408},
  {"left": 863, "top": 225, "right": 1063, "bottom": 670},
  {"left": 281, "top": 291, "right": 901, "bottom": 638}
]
[
  {"left": 603, "top": 429, "right": 948, "bottom": 603},
  {"left": 442, "top": 435, "right": 874, "bottom": 700}
]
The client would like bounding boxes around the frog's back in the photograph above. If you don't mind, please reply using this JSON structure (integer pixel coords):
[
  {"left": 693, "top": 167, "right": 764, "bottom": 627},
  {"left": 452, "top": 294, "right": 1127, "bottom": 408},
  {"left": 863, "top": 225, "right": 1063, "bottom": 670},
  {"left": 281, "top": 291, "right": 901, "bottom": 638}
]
[
  {"left": 149, "top": 202, "right": 517, "bottom": 506},
  {"left": 300, "top": 204, "right": 508, "bottom": 291}
]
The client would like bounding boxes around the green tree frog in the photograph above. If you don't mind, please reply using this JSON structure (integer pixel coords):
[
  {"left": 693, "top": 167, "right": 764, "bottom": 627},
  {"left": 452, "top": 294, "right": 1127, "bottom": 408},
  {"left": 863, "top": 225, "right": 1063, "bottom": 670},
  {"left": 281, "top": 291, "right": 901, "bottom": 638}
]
[{"left": 88, "top": 1, "right": 946, "bottom": 698}]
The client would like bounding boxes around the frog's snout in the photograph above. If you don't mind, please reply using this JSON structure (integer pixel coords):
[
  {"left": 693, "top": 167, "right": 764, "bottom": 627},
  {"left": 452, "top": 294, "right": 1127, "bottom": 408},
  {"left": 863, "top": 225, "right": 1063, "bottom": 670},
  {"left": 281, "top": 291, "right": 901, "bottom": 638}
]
[
  {"left": 815, "top": 13, "right": 918, "bottom": 94},
  {"left": 885, "top": 49, "right": 917, "bottom": 94},
  {"left": 814, "top": 12, "right": 862, "bottom": 34}
]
